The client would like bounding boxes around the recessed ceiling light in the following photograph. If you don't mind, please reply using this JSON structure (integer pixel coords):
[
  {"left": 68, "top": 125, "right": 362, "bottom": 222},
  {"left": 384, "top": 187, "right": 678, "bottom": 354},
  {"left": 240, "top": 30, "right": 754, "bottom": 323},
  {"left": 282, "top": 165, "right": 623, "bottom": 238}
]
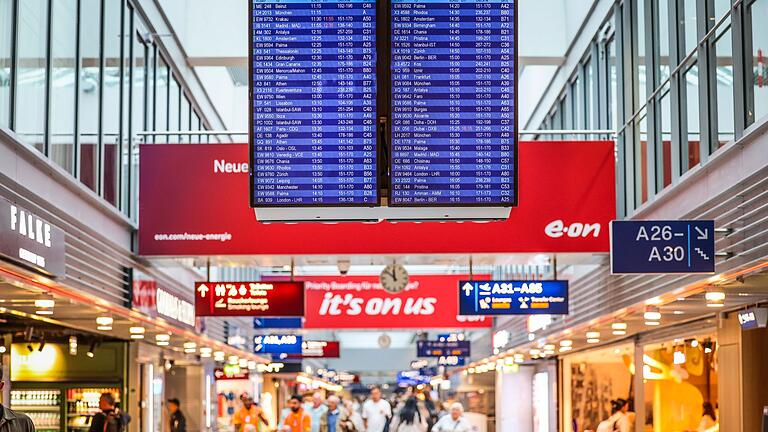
[
  {"left": 559, "top": 340, "right": 573, "bottom": 347},
  {"left": 644, "top": 310, "right": 662, "bottom": 321},
  {"left": 673, "top": 310, "right": 685, "bottom": 315},
  {"left": 645, "top": 321, "right": 661, "bottom": 326},
  {"left": 34, "top": 299, "right": 55, "bottom": 308}
]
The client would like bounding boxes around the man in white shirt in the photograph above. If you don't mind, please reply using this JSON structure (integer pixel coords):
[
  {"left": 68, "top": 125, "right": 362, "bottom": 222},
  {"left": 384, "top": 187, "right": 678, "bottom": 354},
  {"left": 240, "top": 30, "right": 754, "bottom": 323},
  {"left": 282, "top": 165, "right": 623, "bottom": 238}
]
[
  {"left": 304, "top": 392, "right": 329, "bottom": 432},
  {"left": 362, "top": 387, "right": 392, "bottom": 432}
]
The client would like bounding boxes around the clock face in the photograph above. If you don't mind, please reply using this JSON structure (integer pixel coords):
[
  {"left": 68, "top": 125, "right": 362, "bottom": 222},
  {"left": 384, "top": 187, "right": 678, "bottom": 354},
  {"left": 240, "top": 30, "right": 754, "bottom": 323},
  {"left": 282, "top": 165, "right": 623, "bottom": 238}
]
[{"left": 380, "top": 264, "right": 409, "bottom": 293}]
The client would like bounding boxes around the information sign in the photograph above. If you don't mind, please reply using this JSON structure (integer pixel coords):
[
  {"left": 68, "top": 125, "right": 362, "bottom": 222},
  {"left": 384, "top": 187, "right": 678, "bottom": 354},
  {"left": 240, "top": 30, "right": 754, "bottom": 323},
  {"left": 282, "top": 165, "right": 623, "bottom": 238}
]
[
  {"left": 250, "top": 0, "right": 378, "bottom": 206},
  {"left": 253, "top": 334, "right": 303, "bottom": 354},
  {"left": 214, "top": 367, "right": 250, "bottom": 381},
  {"left": 417, "top": 340, "right": 470, "bottom": 358},
  {"left": 195, "top": 281, "right": 304, "bottom": 317},
  {"left": 458, "top": 280, "right": 568, "bottom": 315},
  {"left": 286, "top": 340, "right": 341, "bottom": 358},
  {"left": 437, "top": 356, "right": 465, "bottom": 367},
  {"left": 397, "top": 371, "right": 432, "bottom": 387},
  {"left": 738, "top": 308, "right": 768, "bottom": 330},
  {"left": 610, "top": 221, "right": 716, "bottom": 274},
  {"left": 390, "top": 0, "right": 517, "bottom": 206},
  {"left": 254, "top": 317, "right": 304, "bottom": 329}
]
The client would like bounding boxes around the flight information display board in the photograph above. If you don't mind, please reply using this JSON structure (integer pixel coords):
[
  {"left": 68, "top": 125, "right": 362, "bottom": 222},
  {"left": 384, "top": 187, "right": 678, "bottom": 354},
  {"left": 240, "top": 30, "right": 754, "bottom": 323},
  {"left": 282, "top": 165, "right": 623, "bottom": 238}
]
[
  {"left": 390, "top": 0, "right": 517, "bottom": 206},
  {"left": 250, "top": 0, "right": 378, "bottom": 206}
]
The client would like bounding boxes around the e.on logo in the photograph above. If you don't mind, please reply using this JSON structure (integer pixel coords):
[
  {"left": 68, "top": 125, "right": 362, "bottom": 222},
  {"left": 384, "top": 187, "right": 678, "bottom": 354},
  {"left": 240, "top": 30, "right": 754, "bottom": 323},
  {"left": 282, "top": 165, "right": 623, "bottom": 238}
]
[{"left": 545, "top": 220, "right": 601, "bottom": 238}]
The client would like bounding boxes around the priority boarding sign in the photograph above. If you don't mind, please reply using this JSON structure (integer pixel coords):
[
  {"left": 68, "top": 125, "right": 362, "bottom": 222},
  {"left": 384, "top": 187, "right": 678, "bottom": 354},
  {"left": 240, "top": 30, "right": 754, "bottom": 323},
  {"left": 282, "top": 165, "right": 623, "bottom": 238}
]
[{"left": 610, "top": 220, "right": 715, "bottom": 274}]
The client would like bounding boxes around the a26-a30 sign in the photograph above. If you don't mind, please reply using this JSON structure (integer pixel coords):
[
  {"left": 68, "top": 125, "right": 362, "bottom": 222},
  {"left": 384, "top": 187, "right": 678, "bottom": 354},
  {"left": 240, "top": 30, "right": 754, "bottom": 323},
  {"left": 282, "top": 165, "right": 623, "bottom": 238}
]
[{"left": 195, "top": 281, "right": 304, "bottom": 317}]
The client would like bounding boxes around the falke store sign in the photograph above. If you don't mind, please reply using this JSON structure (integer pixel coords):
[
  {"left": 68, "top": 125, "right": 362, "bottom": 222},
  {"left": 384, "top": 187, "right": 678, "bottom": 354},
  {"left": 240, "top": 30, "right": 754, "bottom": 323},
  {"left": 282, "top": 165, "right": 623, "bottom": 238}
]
[
  {"left": 272, "top": 275, "right": 491, "bottom": 329},
  {"left": 138, "top": 141, "right": 615, "bottom": 256},
  {"left": 0, "top": 197, "right": 66, "bottom": 277},
  {"left": 194, "top": 281, "right": 304, "bottom": 317}
]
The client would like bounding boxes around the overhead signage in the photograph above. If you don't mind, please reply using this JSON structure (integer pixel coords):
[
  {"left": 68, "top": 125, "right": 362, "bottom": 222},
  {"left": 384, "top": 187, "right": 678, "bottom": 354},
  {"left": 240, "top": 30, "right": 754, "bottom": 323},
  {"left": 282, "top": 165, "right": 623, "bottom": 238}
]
[
  {"left": 738, "top": 308, "right": 768, "bottom": 330},
  {"left": 458, "top": 280, "right": 569, "bottom": 315},
  {"left": 132, "top": 274, "right": 197, "bottom": 330},
  {"left": 437, "top": 356, "right": 466, "bottom": 367},
  {"left": 0, "top": 197, "right": 66, "bottom": 277},
  {"left": 214, "top": 366, "right": 249, "bottom": 381},
  {"left": 194, "top": 281, "right": 304, "bottom": 317},
  {"left": 417, "top": 341, "right": 471, "bottom": 358},
  {"left": 397, "top": 371, "right": 432, "bottom": 387},
  {"left": 437, "top": 333, "right": 465, "bottom": 342},
  {"left": 286, "top": 341, "right": 341, "bottom": 359},
  {"left": 250, "top": 0, "right": 378, "bottom": 207},
  {"left": 257, "top": 362, "right": 303, "bottom": 374},
  {"left": 410, "top": 360, "right": 429, "bottom": 370},
  {"left": 419, "top": 366, "right": 439, "bottom": 377},
  {"left": 277, "top": 275, "right": 491, "bottom": 329},
  {"left": 138, "top": 141, "right": 615, "bottom": 256},
  {"left": 610, "top": 220, "right": 716, "bottom": 274},
  {"left": 253, "top": 334, "right": 302, "bottom": 355},
  {"left": 254, "top": 317, "right": 303, "bottom": 329},
  {"left": 390, "top": 0, "right": 517, "bottom": 207}
]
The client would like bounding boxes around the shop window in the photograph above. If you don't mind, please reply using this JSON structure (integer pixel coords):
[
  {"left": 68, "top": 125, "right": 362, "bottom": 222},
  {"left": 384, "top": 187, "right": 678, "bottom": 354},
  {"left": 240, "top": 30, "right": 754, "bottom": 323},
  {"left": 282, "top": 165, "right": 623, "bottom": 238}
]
[
  {"left": 15, "top": 0, "right": 48, "bottom": 153},
  {"left": 102, "top": 0, "right": 122, "bottom": 206},
  {"left": 154, "top": 58, "right": 169, "bottom": 144},
  {"left": 751, "top": 0, "right": 768, "bottom": 124},
  {"left": 684, "top": 61, "right": 700, "bottom": 170},
  {"left": 50, "top": 0, "right": 77, "bottom": 174},
  {"left": 79, "top": 0, "right": 101, "bottom": 193},
  {"left": 563, "top": 345, "right": 635, "bottom": 432},
  {"left": 0, "top": 0, "right": 11, "bottom": 128},
  {"left": 643, "top": 336, "right": 719, "bottom": 431},
  {"left": 715, "top": 23, "right": 735, "bottom": 146}
]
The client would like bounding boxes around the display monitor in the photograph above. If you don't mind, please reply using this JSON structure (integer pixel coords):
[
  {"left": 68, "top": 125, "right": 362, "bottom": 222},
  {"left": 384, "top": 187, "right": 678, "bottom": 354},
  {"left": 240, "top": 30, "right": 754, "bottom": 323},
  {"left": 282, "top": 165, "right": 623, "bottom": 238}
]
[
  {"left": 250, "top": 0, "right": 378, "bottom": 207},
  {"left": 390, "top": 0, "right": 517, "bottom": 206}
]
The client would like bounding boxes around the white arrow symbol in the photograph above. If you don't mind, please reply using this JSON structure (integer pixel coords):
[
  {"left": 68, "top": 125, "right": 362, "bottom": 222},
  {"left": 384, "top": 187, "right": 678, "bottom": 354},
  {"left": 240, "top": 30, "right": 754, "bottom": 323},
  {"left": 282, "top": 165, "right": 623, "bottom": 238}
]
[
  {"left": 214, "top": 370, "right": 224, "bottom": 378},
  {"left": 694, "top": 226, "right": 709, "bottom": 240},
  {"left": 197, "top": 283, "right": 209, "bottom": 297},
  {"left": 462, "top": 282, "right": 474, "bottom": 297}
]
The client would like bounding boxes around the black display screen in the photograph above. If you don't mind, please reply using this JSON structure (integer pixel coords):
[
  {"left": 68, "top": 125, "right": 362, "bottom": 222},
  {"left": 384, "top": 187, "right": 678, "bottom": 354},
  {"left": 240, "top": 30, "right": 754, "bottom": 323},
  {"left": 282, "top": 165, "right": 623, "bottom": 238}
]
[
  {"left": 390, "top": 0, "right": 516, "bottom": 206},
  {"left": 250, "top": 0, "right": 378, "bottom": 206}
]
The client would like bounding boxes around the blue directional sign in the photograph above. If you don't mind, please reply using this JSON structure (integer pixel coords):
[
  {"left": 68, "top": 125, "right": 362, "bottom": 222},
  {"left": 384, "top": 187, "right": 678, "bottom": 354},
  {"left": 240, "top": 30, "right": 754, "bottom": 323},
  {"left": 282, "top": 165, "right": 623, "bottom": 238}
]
[
  {"left": 437, "top": 356, "right": 466, "bottom": 367},
  {"left": 397, "top": 371, "right": 432, "bottom": 387},
  {"left": 458, "top": 280, "right": 569, "bottom": 315},
  {"left": 253, "top": 334, "right": 303, "bottom": 354},
  {"left": 417, "top": 341, "right": 471, "bottom": 358},
  {"left": 610, "top": 220, "right": 715, "bottom": 274},
  {"left": 254, "top": 318, "right": 303, "bottom": 329}
]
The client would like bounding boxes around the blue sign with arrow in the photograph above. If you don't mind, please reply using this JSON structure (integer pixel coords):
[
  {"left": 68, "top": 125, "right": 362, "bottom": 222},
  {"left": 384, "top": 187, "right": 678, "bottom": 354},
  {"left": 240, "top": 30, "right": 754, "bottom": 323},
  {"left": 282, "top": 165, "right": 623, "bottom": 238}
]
[
  {"left": 458, "top": 280, "right": 569, "bottom": 315},
  {"left": 254, "top": 318, "right": 303, "bottom": 329},
  {"left": 610, "top": 220, "right": 715, "bottom": 274},
  {"left": 253, "top": 334, "right": 302, "bottom": 354}
]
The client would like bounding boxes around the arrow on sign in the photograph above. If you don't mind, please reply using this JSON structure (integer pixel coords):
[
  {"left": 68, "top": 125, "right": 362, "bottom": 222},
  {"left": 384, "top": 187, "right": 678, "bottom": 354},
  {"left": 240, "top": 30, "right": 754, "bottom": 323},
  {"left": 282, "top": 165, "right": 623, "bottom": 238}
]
[
  {"left": 214, "top": 370, "right": 224, "bottom": 379},
  {"left": 462, "top": 282, "right": 474, "bottom": 297},
  {"left": 694, "top": 226, "right": 709, "bottom": 240},
  {"left": 197, "top": 283, "right": 209, "bottom": 298}
]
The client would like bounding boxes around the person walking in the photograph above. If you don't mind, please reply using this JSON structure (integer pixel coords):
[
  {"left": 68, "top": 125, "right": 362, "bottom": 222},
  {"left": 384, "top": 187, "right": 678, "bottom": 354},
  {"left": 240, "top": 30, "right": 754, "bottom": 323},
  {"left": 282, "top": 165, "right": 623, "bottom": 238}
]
[
  {"left": 596, "top": 399, "right": 632, "bottom": 432},
  {"left": 344, "top": 399, "right": 365, "bottom": 432},
  {"left": 320, "top": 396, "right": 354, "bottom": 432},
  {"left": 88, "top": 393, "right": 131, "bottom": 432},
  {"left": 234, "top": 394, "right": 269, "bottom": 432},
  {"left": 431, "top": 403, "right": 473, "bottom": 432},
  {"left": 167, "top": 398, "right": 186, "bottom": 432},
  {"left": 388, "top": 398, "right": 427, "bottom": 432},
  {"left": 305, "top": 392, "right": 329, "bottom": 432},
  {"left": 284, "top": 395, "right": 312, "bottom": 432},
  {"left": 363, "top": 387, "right": 392, "bottom": 432},
  {"left": 0, "top": 368, "right": 35, "bottom": 432}
]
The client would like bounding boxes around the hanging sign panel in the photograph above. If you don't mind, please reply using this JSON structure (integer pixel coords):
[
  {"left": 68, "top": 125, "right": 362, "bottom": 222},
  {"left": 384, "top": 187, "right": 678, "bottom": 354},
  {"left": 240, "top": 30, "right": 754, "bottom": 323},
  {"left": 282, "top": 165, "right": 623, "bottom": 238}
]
[
  {"left": 250, "top": 0, "right": 378, "bottom": 207},
  {"left": 417, "top": 340, "right": 470, "bottom": 358},
  {"left": 194, "top": 281, "right": 304, "bottom": 317},
  {"left": 254, "top": 317, "right": 304, "bottom": 329},
  {"left": 285, "top": 341, "right": 341, "bottom": 359},
  {"left": 0, "top": 197, "right": 66, "bottom": 277},
  {"left": 458, "top": 280, "right": 569, "bottom": 315},
  {"left": 390, "top": 0, "right": 517, "bottom": 206},
  {"left": 610, "top": 220, "right": 716, "bottom": 274},
  {"left": 253, "top": 334, "right": 303, "bottom": 354}
]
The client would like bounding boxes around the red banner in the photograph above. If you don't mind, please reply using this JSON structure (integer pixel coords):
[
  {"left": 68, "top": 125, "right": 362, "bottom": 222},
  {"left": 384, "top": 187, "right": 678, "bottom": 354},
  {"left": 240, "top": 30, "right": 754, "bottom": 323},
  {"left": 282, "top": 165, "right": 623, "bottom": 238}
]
[
  {"left": 286, "top": 341, "right": 341, "bottom": 359},
  {"left": 288, "top": 275, "right": 491, "bottom": 329},
  {"left": 194, "top": 281, "right": 304, "bottom": 317},
  {"left": 138, "top": 141, "right": 615, "bottom": 256},
  {"left": 214, "top": 368, "right": 250, "bottom": 381}
]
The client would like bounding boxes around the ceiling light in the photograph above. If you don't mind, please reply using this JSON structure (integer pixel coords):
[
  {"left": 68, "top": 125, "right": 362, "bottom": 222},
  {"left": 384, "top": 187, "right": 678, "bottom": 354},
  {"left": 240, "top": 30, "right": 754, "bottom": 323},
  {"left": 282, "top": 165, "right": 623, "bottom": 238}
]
[
  {"left": 705, "top": 291, "right": 726, "bottom": 307},
  {"left": 646, "top": 297, "right": 663, "bottom": 306},
  {"left": 34, "top": 299, "right": 55, "bottom": 308},
  {"left": 529, "top": 349, "right": 541, "bottom": 356},
  {"left": 247, "top": 361, "right": 257, "bottom": 370},
  {"left": 87, "top": 340, "right": 98, "bottom": 358},
  {"left": 543, "top": 344, "right": 555, "bottom": 351},
  {"left": 559, "top": 340, "right": 573, "bottom": 347},
  {"left": 644, "top": 310, "right": 662, "bottom": 321},
  {"left": 35, "top": 309, "right": 54, "bottom": 315},
  {"left": 200, "top": 347, "right": 213, "bottom": 358},
  {"left": 239, "top": 358, "right": 249, "bottom": 368},
  {"left": 673, "top": 350, "right": 686, "bottom": 365},
  {"left": 587, "top": 338, "right": 600, "bottom": 344},
  {"left": 611, "top": 322, "right": 627, "bottom": 330},
  {"left": 228, "top": 355, "right": 239, "bottom": 365},
  {"left": 214, "top": 351, "right": 226, "bottom": 361},
  {"left": 559, "top": 346, "right": 572, "bottom": 353},
  {"left": 129, "top": 327, "right": 145, "bottom": 339},
  {"left": 645, "top": 321, "right": 661, "bottom": 326},
  {"left": 96, "top": 316, "right": 113, "bottom": 331},
  {"left": 156, "top": 334, "right": 170, "bottom": 345},
  {"left": 68, "top": 335, "right": 77, "bottom": 356},
  {"left": 586, "top": 331, "right": 600, "bottom": 339},
  {"left": 183, "top": 342, "right": 197, "bottom": 353},
  {"left": 673, "top": 310, "right": 685, "bottom": 315},
  {"left": 691, "top": 339, "right": 699, "bottom": 348}
]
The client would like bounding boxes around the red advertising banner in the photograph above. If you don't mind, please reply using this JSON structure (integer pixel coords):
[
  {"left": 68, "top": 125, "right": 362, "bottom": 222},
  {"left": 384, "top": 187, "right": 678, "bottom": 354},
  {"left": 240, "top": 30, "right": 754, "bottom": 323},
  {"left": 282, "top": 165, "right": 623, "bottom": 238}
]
[
  {"left": 138, "top": 141, "right": 615, "bottom": 256},
  {"left": 286, "top": 341, "right": 341, "bottom": 359},
  {"left": 279, "top": 275, "right": 492, "bottom": 329},
  {"left": 194, "top": 281, "right": 304, "bottom": 317}
]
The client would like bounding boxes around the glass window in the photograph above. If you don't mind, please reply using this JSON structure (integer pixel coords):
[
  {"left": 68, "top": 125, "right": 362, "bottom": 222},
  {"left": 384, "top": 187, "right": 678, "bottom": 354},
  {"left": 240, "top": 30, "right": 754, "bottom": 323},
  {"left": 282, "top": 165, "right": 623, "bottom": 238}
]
[
  {"left": 609, "top": 39, "right": 618, "bottom": 130},
  {"left": 49, "top": 0, "right": 77, "bottom": 174},
  {"left": 659, "top": 0, "right": 671, "bottom": 80},
  {"left": 15, "top": 0, "right": 48, "bottom": 152},
  {"left": 638, "top": 0, "right": 648, "bottom": 101},
  {"left": 586, "top": 59, "right": 595, "bottom": 131},
  {"left": 168, "top": 74, "right": 180, "bottom": 143},
  {"left": 131, "top": 32, "right": 146, "bottom": 138},
  {"left": 683, "top": 0, "right": 698, "bottom": 55},
  {"left": 659, "top": 82, "right": 672, "bottom": 187},
  {"left": 715, "top": 0, "right": 731, "bottom": 19},
  {"left": 191, "top": 111, "right": 200, "bottom": 144},
  {"left": 180, "top": 94, "right": 190, "bottom": 142},
  {"left": 154, "top": 57, "right": 168, "bottom": 143},
  {"left": 684, "top": 61, "right": 700, "bottom": 170},
  {"left": 751, "top": 0, "right": 768, "bottom": 123},
  {"left": 103, "top": 0, "right": 122, "bottom": 205},
  {"left": 715, "top": 23, "right": 734, "bottom": 146},
  {"left": 0, "top": 0, "right": 11, "bottom": 128},
  {"left": 79, "top": 0, "right": 101, "bottom": 192},
  {"left": 638, "top": 112, "right": 649, "bottom": 204}
]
